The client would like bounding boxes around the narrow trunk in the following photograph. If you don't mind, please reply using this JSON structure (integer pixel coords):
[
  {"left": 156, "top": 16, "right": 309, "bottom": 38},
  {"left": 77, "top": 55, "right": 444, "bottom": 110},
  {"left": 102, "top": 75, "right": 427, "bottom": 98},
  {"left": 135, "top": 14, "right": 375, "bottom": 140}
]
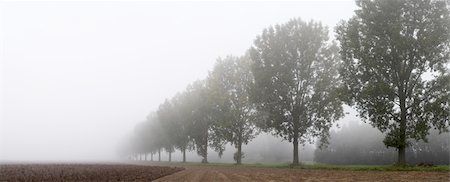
[
  {"left": 182, "top": 148, "right": 186, "bottom": 163},
  {"left": 202, "top": 130, "right": 208, "bottom": 163},
  {"left": 158, "top": 149, "right": 161, "bottom": 162},
  {"left": 145, "top": 153, "right": 147, "bottom": 161},
  {"left": 168, "top": 152, "right": 172, "bottom": 162},
  {"left": 236, "top": 143, "right": 242, "bottom": 165},
  {"left": 202, "top": 153, "right": 208, "bottom": 163},
  {"left": 398, "top": 93, "right": 407, "bottom": 165},
  {"left": 151, "top": 152, "right": 153, "bottom": 161},
  {"left": 292, "top": 119, "right": 300, "bottom": 165},
  {"left": 236, "top": 134, "right": 243, "bottom": 165},
  {"left": 293, "top": 137, "right": 299, "bottom": 165}
]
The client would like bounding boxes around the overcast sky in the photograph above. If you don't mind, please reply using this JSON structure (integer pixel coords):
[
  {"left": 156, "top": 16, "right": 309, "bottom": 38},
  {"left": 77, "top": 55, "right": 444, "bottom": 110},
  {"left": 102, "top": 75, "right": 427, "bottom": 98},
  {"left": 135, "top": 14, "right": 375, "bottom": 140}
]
[{"left": 0, "top": 0, "right": 357, "bottom": 161}]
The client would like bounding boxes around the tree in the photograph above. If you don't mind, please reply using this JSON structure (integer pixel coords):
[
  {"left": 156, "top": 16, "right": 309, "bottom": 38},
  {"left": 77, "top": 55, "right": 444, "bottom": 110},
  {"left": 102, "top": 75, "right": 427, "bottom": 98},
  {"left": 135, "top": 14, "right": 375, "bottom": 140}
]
[
  {"left": 132, "top": 122, "right": 147, "bottom": 160},
  {"left": 158, "top": 94, "right": 193, "bottom": 163},
  {"left": 123, "top": 114, "right": 163, "bottom": 161},
  {"left": 208, "top": 54, "right": 260, "bottom": 164},
  {"left": 250, "top": 18, "right": 344, "bottom": 165},
  {"left": 133, "top": 120, "right": 153, "bottom": 160},
  {"left": 147, "top": 113, "right": 165, "bottom": 162},
  {"left": 184, "top": 80, "right": 226, "bottom": 163},
  {"left": 151, "top": 107, "right": 175, "bottom": 162},
  {"left": 314, "top": 120, "right": 450, "bottom": 165},
  {"left": 314, "top": 120, "right": 397, "bottom": 165},
  {"left": 336, "top": 0, "right": 450, "bottom": 165}
]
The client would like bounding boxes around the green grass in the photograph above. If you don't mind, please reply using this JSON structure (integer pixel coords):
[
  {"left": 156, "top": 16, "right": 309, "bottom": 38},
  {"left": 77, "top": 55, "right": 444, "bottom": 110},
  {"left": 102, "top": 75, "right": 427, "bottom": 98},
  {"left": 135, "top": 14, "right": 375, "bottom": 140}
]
[
  {"left": 297, "top": 164, "right": 450, "bottom": 172},
  {"left": 131, "top": 160, "right": 450, "bottom": 172}
]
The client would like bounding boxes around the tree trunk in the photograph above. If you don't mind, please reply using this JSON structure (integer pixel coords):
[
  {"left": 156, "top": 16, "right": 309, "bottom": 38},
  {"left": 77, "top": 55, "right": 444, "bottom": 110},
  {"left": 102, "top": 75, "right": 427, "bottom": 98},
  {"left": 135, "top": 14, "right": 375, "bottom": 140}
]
[
  {"left": 158, "top": 149, "right": 161, "bottom": 162},
  {"left": 182, "top": 148, "right": 186, "bottom": 163},
  {"left": 151, "top": 152, "right": 153, "bottom": 161},
  {"left": 145, "top": 153, "right": 147, "bottom": 161},
  {"left": 169, "top": 152, "right": 172, "bottom": 162},
  {"left": 398, "top": 92, "right": 407, "bottom": 165},
  {"left": 236, "top": 144, "right": 242, "bottom": 165},
  {"left": 236, "top": 135, "right": 243, "bottom": 165},
  {"left": 293, "top": 137, "right": 299, "bottom": 165},
  {"left": 292, "top": 119, "right": 300, "bottom": 165},
  {"left": 202, "top": 131, "right": 208, "bottom": 163}
]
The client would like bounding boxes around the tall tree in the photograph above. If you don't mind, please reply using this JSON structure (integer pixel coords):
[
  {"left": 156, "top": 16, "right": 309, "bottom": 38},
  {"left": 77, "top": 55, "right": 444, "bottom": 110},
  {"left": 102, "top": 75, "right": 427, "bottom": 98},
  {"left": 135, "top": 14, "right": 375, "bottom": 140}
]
[
  {"left": 147, "top": 113, "right": 165, "bottom": 162},
  {"left": 133, "top": 121, "right": 147, "bottom": 160},
  {"left": 336, "top": 0, "right": 450, "bottom": 165},
  {"left": 133, "top": 120, "right": 155, "bottom": 160},
  {"left": 250, "top": 18, "right": 344, "bottom": 165},
  {"left": 158, "top": 94, "right": 193, "bottom": 163},
  {"left": 184, "top": 80, "right": 226, "bottom": 163},
  {"left": 208, "top": 54, "right": 260, "bottom": 164},
  {"left": 126, "top": 114, "right": 164, "bottom": 161},
  {"left": 153, "top": 107, "right": 175, "bottom": 162}
]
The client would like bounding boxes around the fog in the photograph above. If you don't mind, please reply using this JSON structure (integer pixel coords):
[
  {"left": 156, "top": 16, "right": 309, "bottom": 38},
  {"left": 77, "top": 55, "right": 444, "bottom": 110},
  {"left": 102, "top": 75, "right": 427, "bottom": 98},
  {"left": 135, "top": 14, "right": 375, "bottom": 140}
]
[
  {"left": 0, "top": 1, "right": 359, "bottom": 162},
  {"left": 122, "top": 131, "right": 318, "bottom": 164}
]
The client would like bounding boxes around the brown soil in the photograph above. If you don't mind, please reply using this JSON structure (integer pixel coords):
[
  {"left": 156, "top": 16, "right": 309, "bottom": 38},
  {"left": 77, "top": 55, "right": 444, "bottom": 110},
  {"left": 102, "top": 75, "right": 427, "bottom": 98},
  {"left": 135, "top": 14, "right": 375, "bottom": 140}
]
[
  {"left": 0, "top": 164, "right": 183, "bottom": 181},
  {"left": 154, "top": 165, "right": 450, "bottom": 182}
]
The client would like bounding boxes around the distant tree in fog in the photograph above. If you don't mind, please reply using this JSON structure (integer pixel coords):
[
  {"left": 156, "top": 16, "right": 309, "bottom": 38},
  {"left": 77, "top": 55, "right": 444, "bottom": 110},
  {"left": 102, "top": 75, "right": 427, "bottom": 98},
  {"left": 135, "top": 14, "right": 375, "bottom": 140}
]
[
  {"left": 315, "top": 120, "right": 449, "bottom": 165},
  {"left": 146, "top": 114, "right": 165, "bottom": 161},
  {"left": 183, "top": 80, "right": 227, "bottom": 163},
  {"left": 133, "top": 121, "right": 152, "bottom": 160},
  {"left": 336, "top": 0, "right": 450, "bottom": 165},
  {"left": 157, "top": 94, "right": 194, "bottom": 163},
  {"left": 125, "top": 114, "right": 164, "bottom": 161},
  {"left": 315, "top": 120, "right": 396, "bottom": 165},
  {"left": 407, "top": 130, "right": 450, "bottom": 165},
  {"left": 208, "top": 54, "right": 260, "bottom": 164},
  {"left": 250, "top": 18, "right": 344, "bottom": 165}
]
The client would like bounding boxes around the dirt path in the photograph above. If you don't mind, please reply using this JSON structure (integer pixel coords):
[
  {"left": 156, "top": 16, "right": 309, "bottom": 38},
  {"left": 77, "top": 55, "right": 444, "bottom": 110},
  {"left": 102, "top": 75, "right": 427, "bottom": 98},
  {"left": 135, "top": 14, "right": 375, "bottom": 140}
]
[{"left": 154, "top": 165, "right": 450, "bottom": 182}]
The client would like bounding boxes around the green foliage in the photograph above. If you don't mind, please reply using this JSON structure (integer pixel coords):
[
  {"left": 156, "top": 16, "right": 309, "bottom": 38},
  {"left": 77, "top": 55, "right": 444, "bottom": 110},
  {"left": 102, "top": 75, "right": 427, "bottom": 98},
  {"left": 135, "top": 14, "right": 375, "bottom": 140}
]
[
  {"left": 208, "top": 54, "right": 260, "bottom": 164},
  {"left": 158, "top": 94, "right": 193, "bottom": 156},
  {"left": 181, "top": 80, "right": 227, "bottom": 162},
  {"left": 299, "top": 164, "right": 450, "bottom": 171},
  {"left": 128, "top": 113, "right": 165, "bottom": 158},
  {"left": 250, "top": 18, "right": 344, "bottom": 164},
  {"left": 336, "top": 0, "right": 450, "bottom": 164}
]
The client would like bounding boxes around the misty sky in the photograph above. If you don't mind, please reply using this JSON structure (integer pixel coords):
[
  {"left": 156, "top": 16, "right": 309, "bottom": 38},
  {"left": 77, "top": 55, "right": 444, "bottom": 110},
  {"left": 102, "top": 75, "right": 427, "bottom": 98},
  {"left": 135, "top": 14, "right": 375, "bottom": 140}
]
[{"left": 0, "top": 0, "right": 358, "bottom": 161}]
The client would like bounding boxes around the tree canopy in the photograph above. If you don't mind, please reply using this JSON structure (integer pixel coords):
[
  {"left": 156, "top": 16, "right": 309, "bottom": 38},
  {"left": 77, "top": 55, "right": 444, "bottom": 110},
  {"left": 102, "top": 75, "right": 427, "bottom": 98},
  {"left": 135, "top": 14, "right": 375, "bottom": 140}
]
[
  {"left": 250, "top": 18, "right": 344, "bottom": 165},
  {"left": 336, "top": 0, "right": 450, "bottom": 164},
  {"left": 208, "top": 54, "right": 260, "bottom": 164}
]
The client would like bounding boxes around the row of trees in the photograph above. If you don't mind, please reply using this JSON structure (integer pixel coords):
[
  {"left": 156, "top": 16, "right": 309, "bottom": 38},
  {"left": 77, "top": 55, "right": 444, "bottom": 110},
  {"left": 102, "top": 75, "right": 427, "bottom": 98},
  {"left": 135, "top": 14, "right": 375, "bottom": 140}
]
[
  {"left": 121, "top": 0, "right": 449, "bottom": 165},
  {"left": 120, "top": 56, "right": 261, "bottom": 164}
]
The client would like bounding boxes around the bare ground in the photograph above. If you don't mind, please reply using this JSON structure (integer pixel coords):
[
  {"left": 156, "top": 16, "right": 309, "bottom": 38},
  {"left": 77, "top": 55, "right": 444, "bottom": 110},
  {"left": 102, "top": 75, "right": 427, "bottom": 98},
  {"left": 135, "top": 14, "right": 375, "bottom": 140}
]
[
  {"left": 154, "top": 165, "right": 450, "bottom": 182},
  {"left": 0, "top": 164, "right": 183, "bottom": 181}
]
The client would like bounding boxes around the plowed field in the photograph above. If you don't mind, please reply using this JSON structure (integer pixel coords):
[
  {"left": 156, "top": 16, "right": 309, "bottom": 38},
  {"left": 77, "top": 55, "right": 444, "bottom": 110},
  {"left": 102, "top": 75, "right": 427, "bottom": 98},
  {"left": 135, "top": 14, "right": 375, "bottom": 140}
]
[{"left": 0, "top": 164, "right": 183, "bottom": 181}]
